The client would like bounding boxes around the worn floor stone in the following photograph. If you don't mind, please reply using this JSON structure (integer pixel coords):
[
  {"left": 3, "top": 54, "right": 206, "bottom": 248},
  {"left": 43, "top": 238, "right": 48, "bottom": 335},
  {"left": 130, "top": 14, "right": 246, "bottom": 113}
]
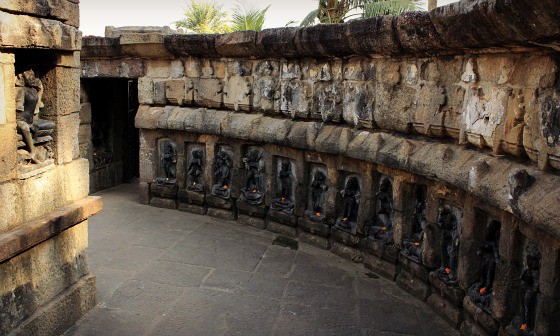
[{"left": 64, "top": 183, "right": 457, "bottom": 336}]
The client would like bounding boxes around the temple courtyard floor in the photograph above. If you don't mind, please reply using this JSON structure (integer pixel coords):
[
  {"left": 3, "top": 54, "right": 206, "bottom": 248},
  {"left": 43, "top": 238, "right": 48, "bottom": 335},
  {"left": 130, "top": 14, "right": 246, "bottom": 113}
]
[{"left": 64, "top": 183, "right": 458, "bottom": 336}]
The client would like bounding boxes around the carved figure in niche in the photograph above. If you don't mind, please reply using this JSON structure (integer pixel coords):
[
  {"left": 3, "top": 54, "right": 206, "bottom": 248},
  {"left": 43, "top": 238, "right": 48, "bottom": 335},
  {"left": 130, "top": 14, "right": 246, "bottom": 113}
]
[
  {"left": 468, "top": 220, "right": 500, "bottom": 312},
  {"left": 305, "top": 170, "right": 329, "bottom": 222},
  {"left": 506, "top": 244, "right": 541, "bottom": 336},
  {"left": 15, "top": 69, "right": 55, "bottom": 165},
  {"left": 436, "top": 206, "right": 460, "bottom": 284},
  {"left": 91, "top": 122, "right": 113, "bottom": 168},
  {"left": 212, "top": 150, "right": 232, "bottom": 199},
  {"left": 271, "top": 160, "right": 294, "bottom": 213},
  {"left": 402, "top": 186, "right": 427, "bottom": 262},
  {"left": 336, "top": 176, "right": 361, "bottom": 231},
  {"left": 369, "top": 177, "right": 394, "bottom": 243},
  {"left": 187, "top": 149, "right": 204, "bottom": 192},
  {"left": 156, "top": 142, "right": 177, "bottom": 186},
  {"left": 240, "top": 148, "right": 265, "bottom": 205}
]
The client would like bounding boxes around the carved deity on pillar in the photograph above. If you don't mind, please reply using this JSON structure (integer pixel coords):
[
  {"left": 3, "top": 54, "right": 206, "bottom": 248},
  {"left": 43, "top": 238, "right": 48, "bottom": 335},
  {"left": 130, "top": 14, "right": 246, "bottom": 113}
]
[
  {"left": 436, "top": 206, "right": 460, "bottom": 284},
  {"left": 468, "top": 220, "right": 500, "bottom": 312},
  {"left": 336, "top": 176, "right": 361, "bottom": 232},
  {"left": 187, "top": 148, "right": 204, "bottom": 192},
  {"left": 271, "top": 160, "right": 295, "bottom": 213},
  {"left": 305, "top": 170, "right": 329, "bottom": 222},
  {"left": 506, "top": 244, "right": 541, "bottom": 336},
  {"left": 240, "top": 148, "right": 265, "bottom": 205},
  {"left": 15, "top": 69, "right": 55, "bottom": 165},
  {"left": 156, "top": 141, "right": 177, "bottom": 186},
  {"left": 369, "top": 177, "right": 394, "bottom": 243},
  {"left": 402, "top": 186, "right": 427, "bottom": 262},
  {"left": 212, "top": 149, "right": 232, "bottom": 199}
]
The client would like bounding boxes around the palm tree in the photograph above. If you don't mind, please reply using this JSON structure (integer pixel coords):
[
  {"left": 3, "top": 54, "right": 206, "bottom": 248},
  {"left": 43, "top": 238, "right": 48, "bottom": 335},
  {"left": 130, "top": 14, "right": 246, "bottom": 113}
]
[
  {"left": 229, "top": 2, "right": 270, "bottom": 32},
  {"left": 300, "top": 0, "right": 422, "bottom": 27},
  {"left": 175, "top": 1, "right": 230, "bottom": 34}
]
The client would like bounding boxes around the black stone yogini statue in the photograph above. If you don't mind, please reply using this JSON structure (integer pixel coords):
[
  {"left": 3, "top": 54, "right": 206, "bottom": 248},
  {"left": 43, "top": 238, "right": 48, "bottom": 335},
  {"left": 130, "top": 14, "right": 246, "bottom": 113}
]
[
  {"left": 212, "top": 150, "right": 232, "bottom": 199},
  {"left": 240, "top": 149, "right": 264, "bottom": 205},
  {"left": 506, "top": 244, "right": 541, "bottom": 336},
  {"left": 305, "top": 170, "right": 329, "bottom": 222},
  {"left": 15, "top": 69, "right": 55, "bottom": 164},
  {"left": 156, "top": 142, "right": 177, "bottom": 186},
  {"left": 187, "top": 149, "right": 204, "bottom": 192},
  {"left": 271, "top": 160, "right": 294, "bottom": 213},
  {"left": 369, "top": 178, "right": 394, "bottom": 243},
  {"left": 336, "top": 177, "right": 361, "bottom": 231},
  {"left": 436, "top": 206, "right": 460, "bottom": 284},
  {"left": 468, "top": 220, "right": 500, "bottom": 312},
  {"left": 402, "top": 186, "right": 427, "bottom": 262}
]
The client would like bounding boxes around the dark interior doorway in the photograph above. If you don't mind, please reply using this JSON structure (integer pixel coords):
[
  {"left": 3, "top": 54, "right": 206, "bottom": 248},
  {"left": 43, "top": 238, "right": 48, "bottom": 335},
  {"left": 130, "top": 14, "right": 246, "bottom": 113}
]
[{"left": 83, "top": 78, "right": 139, "bottom": 193}]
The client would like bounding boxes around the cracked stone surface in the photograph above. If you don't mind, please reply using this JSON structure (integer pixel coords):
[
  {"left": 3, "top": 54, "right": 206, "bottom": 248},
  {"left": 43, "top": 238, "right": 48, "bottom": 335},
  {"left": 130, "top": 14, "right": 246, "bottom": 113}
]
[{"left": 64, "top": 183, "right": 457, "bottom": 336}]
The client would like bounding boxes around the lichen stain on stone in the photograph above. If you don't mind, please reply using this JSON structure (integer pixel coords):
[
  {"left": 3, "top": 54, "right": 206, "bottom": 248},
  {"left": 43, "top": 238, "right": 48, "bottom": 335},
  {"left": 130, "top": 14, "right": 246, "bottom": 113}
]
[{"left": 541, "top": 96, "right": 560, "bottom": 147}]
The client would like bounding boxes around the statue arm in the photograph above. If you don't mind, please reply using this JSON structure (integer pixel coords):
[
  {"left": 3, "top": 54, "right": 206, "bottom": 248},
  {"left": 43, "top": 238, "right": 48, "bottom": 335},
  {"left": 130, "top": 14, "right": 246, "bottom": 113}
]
[
  {"left": 35, "top": 80, "right": 44, "bottom": 114},
  {"left": 15, "top": 88, "right": 25, "bottom": 112}
]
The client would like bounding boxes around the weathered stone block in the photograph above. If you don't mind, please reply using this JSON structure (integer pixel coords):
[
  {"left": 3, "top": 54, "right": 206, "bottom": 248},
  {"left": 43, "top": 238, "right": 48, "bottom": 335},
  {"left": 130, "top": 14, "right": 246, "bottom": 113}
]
[
  {"left": 81, "top": 59, "right": 145, "bottom": 78},
  {"left": 299, "top": 232, "right": 331, "bottom": 250},
  {"left": 315, "top": 81, "right": 343, "bottom": 122},
  {"left": 253, "top": 77, "right": 280, "bottom": 114},
  {"left": 237, "top": 213, "right": 266, "bottom": 230},
  {"left": 170, "top": 59, "right": 184, "bottom": 79},
  {"left": 207, "top": 207, "right": 236, "bottom": 221},
  {"left": 178, "top": 203, "right": 206, "bottom": 215},
  {"left": 150, "top": 197, "right": 177, "bottom": 209},
  {"left": 280, "top": 80, "right": 312, "bottom": 119},
  {"left": 194, "top": 78, "right": 223, "bottom": 108},
  {"left": 266, "top": 221, "right": 298, "bottom": 238},
  {"left": 165, "top": 79, "right": 186, "bottom": 105},
  {"left": 0, "top": 124, "right": 18, "bottom": 183},
  {"left": 331, "top": 226, "right": 360, "bottom": 247},
  {"left": 330, "top": 241, "right": 364, "bottom": 263},
  {"left": 343, "top": 82, "right": 374, "bottom": 128},
  {"left": 427, "top": 293, "right": 463, "bottom": 328},
  {"left": 215, "top": 31, "right": 261, "bottom": 57},
  {"left": 298, "top": 217, "right": 330, "bottom": 237},
  {"left": 153, "top": 81, "right": 166, "bottom": 105},
  {"left": 374, "top": 84, "right": 415, "bottom": 133},
  {"left": 224, "top": 76, "right": 253, "bottom": 111},
  {"left": 184, "top": 57, "right": 201, "bottom": 78},
  {"left": 429, "top": 271, "right": 465, "bottom": 307},
  {"left": 137, "top": 77, "right": 154, "bottom": 105},
  {"left": 0, "top": 180, "right": 20, "bottom": 231},
  {"left": 50, "top": 112, "right": 80, "bottom": 164},
  {"left": 236, "top": 200, "right": 267, "bottom": 218},
  {"left": 79, "top": 103, "right": 92, "bottom": 124},
  {"left": 345, "top": 16, "right": 400, "bottom": 55},
  {"left": 364, "top": 254, "right": 399, "bottom": 280},
  {"left": 463, "top": 296, "right": 500, "bottom": 335},
  {"left": 42, "top": 67, "right": 80, "bottom": 117},
  {"left": 146, "top": 60, "right": 171, "bottom": 78},
  {"left": 396, "top": 269, "right": 431, "bottom": 301},
  {"left": 139, "top": 181, "right": 150, "bottom": 205},
  {"left": 256, "top": 28, "right": 299, "bottom": 58}
]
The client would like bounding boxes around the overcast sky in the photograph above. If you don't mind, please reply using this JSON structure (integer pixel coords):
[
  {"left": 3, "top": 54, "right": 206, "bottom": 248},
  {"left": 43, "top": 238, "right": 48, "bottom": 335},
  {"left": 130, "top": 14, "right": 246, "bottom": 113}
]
[{"left": 80, "top": 0, "right": 461, "bottom": 37}]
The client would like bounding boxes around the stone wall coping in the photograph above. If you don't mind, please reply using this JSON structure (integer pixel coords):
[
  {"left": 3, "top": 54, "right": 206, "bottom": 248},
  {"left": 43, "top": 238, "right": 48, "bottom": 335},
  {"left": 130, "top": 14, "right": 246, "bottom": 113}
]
[
  {"left": 82, "top": 0, "right": 560, "bottom": 59},
  {"left": 0, "top": 196, "right": 103, "bottom": 263},
  {"left": 136, "top": 106, "right": 560, "bottom": 244}
]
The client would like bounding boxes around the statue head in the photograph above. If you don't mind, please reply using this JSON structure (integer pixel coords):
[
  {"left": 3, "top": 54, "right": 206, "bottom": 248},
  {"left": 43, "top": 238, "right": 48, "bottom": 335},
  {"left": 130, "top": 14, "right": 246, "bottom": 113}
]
[
  {"left": 192, "top": 149, "right": 203, "bottom": 159},
  {"left": 438, "top": 206, "right": 456, "bottom": 228},
  {"left": 379, "top": 178, "right": 391, "bottom": 193},
  {"left": 526, "top": 244, "right": 541, "bottom": 271},
  {"left": 22, "top": 70, "right": 38, "bottom": 87},
  {"left": 485, "top": 220, "right": 501, "bottom": 242},
  {"left": 281, "top": 160, "right": 290, "bottom": 172},
  {"left": 345, "top": 176, "right": 360, "bottom": 192},
  {"left": 314, "top": 171, "right": 326, "bottom": 182}
]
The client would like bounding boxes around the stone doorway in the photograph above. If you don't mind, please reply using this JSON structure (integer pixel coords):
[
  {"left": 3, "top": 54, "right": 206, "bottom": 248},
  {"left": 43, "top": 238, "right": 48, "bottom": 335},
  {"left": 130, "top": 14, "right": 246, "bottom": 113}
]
[{"left": 81, "top": 78, "right": 139, "bottom": 193}]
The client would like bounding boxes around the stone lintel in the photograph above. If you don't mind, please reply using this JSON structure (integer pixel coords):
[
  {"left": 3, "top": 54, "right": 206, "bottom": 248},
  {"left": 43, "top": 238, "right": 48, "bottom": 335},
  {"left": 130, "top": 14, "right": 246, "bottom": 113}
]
[{"left": 0, "top": 196, "right": 103, "bottom": 263}]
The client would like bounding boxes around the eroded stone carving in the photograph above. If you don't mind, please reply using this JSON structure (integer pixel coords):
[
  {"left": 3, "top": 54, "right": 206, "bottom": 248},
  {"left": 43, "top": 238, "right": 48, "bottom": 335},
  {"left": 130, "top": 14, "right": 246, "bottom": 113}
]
[
  {"left": 305, "top": 169, "right": 329, "bottom": 223},
  {"left": 369, "top": 176, "right": 394, "bottom": 244},
  {"left": 436, "top": 206, "right": 460, "bottom": 284},
  {"left": 271, "top": 159, "right": 294, "bottom": 214},
  {"left": 468, "top": 219, "right": 501, "bottom": 312},
  {"left": 506, "top": 244, "right": 541, "bottom": 336},
  {"left": 15, "top": 69, "right": 54, "bottom": 166},
  {"left": 336, "top": 176, "right": 361, "bottom": 233},
  {"left": 402, "top": 185, "right": 427, "bottom": 263},
  {"left": 186, "top": 147, "right": 204, "bottom": 191},
  {"left": 156, "top": 139, "right": 177, "bottom": 186},
  {"left": 240, "top": 147, "right": 265, "bottom": 205},
  {"left": 212, "top": 148, "right": 232, "bottom": 199}
]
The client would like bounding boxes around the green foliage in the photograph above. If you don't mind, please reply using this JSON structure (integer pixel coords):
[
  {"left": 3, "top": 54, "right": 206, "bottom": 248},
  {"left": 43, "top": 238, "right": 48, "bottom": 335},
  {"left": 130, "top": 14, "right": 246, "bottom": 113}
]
[
  {"left": 175, "top": 0, "right": 269, "bottom": 34},
  {"left": 300, "top": 0, "right": 422, "bottom": 27}
]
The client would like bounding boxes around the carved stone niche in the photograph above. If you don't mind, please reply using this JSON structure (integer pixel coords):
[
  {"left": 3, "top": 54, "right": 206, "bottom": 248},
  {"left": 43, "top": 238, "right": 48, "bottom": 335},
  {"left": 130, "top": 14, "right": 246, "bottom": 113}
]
[
  {"left": 401, "top": 184, "right": 428, "bottom": 265},
  {"left": 334, "top": 174, "right": 362, "bottom": 235},
  {"left": 210, "top": 145, "right": 233, "bottom": 200},
  {"left": 369, "top": 175, "right": 395, "bottom": 244},
  {"left": 270, "top": 157, "right": 296, "bottom": 214},
  {"left": 434, "top": 204, "right": 463, "bottom": 285},
  {"left": 505, "top": 243, "right": 541, "bottom": 336},
  {"left": 14, "top": 64, "right": 56, "bottom": 176},
  {"left": 177, "top": 143, "right": 206, "bottom": 214},
  {"left": 155, "top": 138, "right": 178, "bottom": 186},
  {"left": 298, "top": 164, "right": 330, "bottom": 237},
  {"left": 239, "top": 146, "right": 266, "bottom": 206}
]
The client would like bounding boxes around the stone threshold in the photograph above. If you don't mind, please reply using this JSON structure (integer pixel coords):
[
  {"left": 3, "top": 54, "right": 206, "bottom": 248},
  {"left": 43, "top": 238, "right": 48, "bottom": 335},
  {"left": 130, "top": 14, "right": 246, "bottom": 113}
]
[{"left": 0, "top": 196, "right": 103, "bottom": 263}]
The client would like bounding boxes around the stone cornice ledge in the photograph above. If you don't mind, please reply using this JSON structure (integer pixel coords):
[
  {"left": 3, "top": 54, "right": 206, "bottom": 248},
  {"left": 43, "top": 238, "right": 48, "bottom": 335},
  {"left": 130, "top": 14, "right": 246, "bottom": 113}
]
[
  {"left": 83, "top": 0, "right": 560, "bottom": 59},
  {"left": 136, "top": 106, "right": 560, "bottom": 244},
  {"left": 0, "top": 196, "right": 103, "bottom": 263}
]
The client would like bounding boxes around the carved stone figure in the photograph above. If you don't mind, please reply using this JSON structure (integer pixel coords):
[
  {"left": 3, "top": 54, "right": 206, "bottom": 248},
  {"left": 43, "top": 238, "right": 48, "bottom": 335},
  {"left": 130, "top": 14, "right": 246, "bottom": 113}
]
[
  {"left": 468, "top": 220, "right": 500, "bottom": 312},
  {"left": 271, "top": 160, "right": 294, "bottom": 213},
  {"left": 436, "top": 206, "right": 460, "bottom": 284},
  {"left": 402, "top": 186, "right": 427, "bottom": 262},
  {"left": 187, "top": 148, "right": 204, "bottom": 192},
  {"left": 212, "top": 150, "right": 232, "bottom": 199},
  {"left": 369, "top": 177, "right": 394, "bottom": 243},
  {"left": 156, "top": 141, "right": 177, "bottom": 186},
  {"left": 336, "top": 176, "right": 361, "bottom": 231},
  {"left": 506, "top": 244, "right": 541, "bottom": 336},
  {"left": 305, "top": 170, "right": 329, "bottom": 222},
  {"left": 15, "top": 69, "right": 55, "bottom": 165},
  {"left": 240, "top": 148, "right": 264, "bottom": 205}
]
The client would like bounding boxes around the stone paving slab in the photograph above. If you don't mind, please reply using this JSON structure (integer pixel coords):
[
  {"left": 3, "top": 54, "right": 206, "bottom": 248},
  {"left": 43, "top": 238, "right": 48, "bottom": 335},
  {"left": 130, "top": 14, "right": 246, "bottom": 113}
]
[{"left": 64, "top": 183, "right": 458, "bottom": 336}]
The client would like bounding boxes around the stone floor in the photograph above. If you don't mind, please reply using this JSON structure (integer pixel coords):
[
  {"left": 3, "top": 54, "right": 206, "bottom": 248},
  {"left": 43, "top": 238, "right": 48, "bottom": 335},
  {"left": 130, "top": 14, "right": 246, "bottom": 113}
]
[{"left": 64, "top": 183, "right": 458, "bottom": 336}]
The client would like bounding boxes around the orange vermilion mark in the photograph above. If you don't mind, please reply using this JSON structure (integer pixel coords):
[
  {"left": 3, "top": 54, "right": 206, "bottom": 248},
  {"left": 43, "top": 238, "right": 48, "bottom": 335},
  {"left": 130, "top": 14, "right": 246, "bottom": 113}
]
[
  {"left": 414, "top": 242, "right": 420, "bottom": 247},
  {"left": 223, "top": 185, "right": 229, "bottom": 189},
  {"left": 445, "top": 268, "right": 451, "bottom": 274},
  {"left": 381, "top": 227, "right": 387, "bottom": 231},
  {"left": 281, "top": 197, "right": 286, "bottom": 201},
  {"left": 520, "top": 324, "right": 527, "bottom": 331},
  {"left": 252, "top": 189, "right": 257, "bottom": 193},
  {"left": 342, "top": 217, "right": 348, "bottom": 221},
  {"left": 479, "top": 287, "right": 486, "bottom": 294},
  {"left": 316, "top": 213, "right": 321, "bottom": 217}
]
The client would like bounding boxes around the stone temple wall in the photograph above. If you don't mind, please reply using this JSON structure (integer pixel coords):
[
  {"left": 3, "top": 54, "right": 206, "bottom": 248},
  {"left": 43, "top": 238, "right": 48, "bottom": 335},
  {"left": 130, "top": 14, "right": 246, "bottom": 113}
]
[
  {"left": 81, "top": 1, "right": 560, "bottom": 335},
  {"left": 0, "top": 1, "right": 101, "bottom": 335}
]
